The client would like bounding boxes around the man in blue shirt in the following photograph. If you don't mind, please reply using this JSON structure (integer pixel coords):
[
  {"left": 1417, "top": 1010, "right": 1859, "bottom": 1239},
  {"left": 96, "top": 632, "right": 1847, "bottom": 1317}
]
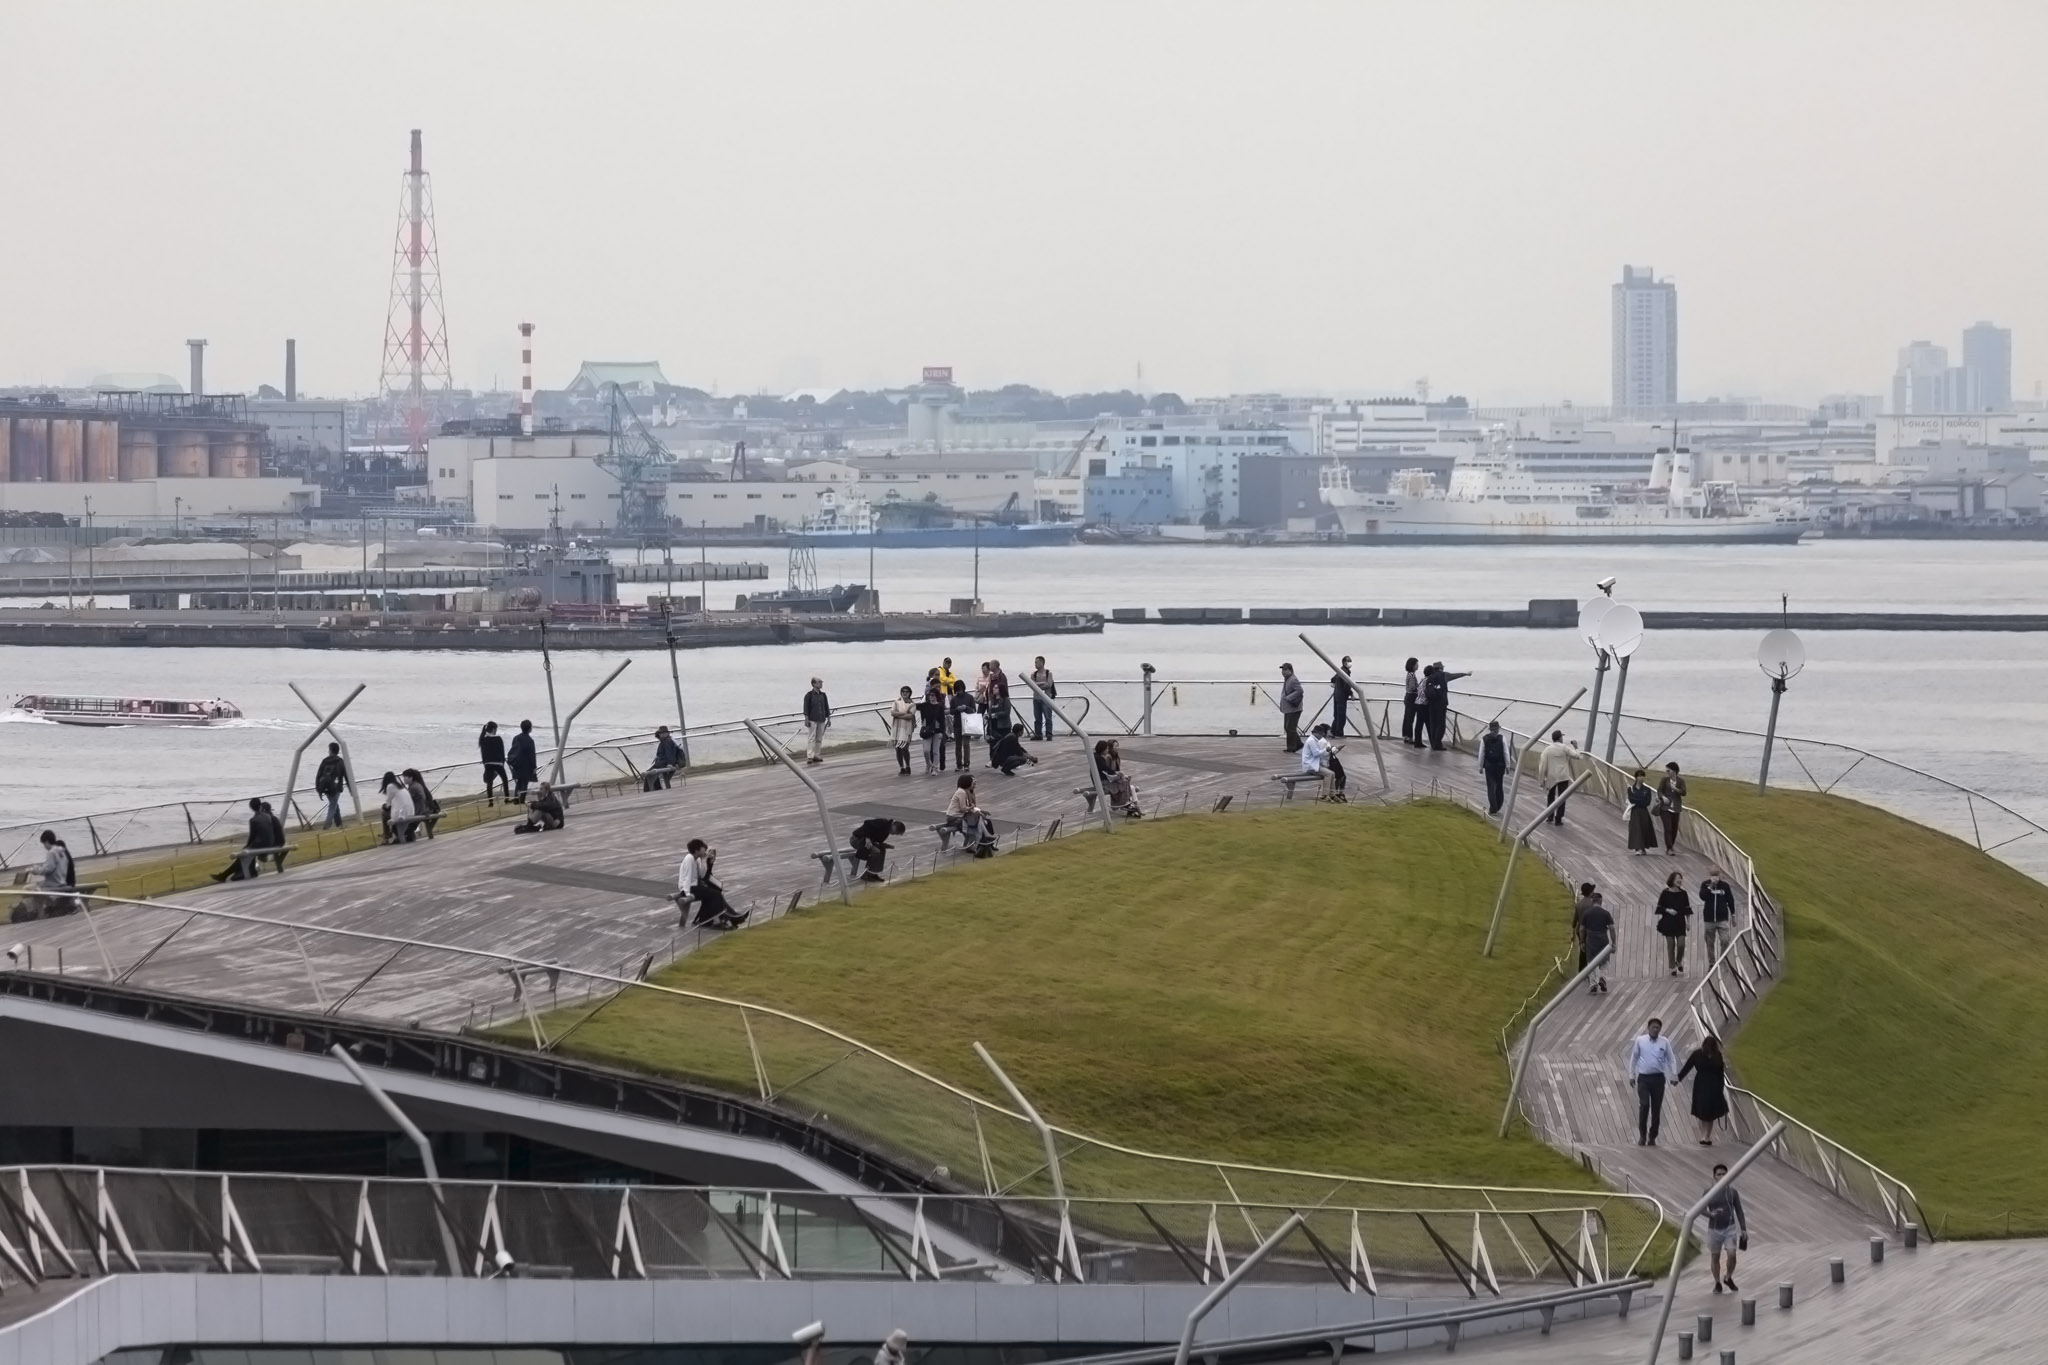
[{"left": 1626, "top": 1017, "right": 1678, "bottom": 1147}]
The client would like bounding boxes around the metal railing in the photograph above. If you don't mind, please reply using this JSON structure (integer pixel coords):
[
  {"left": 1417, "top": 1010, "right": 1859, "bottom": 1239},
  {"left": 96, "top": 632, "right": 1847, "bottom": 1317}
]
[
  {"left": 0, "top": 1166, "right": 1627, "bottom": 1295},
  {"left": 0, "top": 891, "right": 1671, "bottom": 1279},
  {"left": 1724, "top": 1087, "right": 1929, "bottom": 1237}
]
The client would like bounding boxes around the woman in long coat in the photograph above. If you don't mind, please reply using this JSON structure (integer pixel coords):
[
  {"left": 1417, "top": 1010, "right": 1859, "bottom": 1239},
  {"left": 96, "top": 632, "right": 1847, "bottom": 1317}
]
[
  {"left": 1625, "top": 768, "right": 1658, "bottom": 854},
  {"left": 1677, "top": 1033, "right": 1731, "bottom": 1145}
]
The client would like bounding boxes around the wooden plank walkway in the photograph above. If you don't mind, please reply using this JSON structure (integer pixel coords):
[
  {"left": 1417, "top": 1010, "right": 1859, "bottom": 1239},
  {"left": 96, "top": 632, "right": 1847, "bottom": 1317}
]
[
  {"left": 1404, "top": 1236, "right": 2048, "bottom": 1361},
  {"left": 9, "top": 722, "right": 1883, "bottom": 1242}
]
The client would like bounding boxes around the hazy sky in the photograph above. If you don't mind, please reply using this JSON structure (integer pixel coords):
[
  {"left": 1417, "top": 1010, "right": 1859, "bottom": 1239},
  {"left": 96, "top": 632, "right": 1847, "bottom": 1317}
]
[{"left": 4, "top": 2, "right": 2043, "bottom": 404}]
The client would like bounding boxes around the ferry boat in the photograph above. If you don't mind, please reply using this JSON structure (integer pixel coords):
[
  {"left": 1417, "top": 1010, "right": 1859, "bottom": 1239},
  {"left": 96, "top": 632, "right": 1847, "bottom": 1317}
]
[
  {"left": 790, "top": 492, "right": 1076, "bottom": 548},
  {"left": 12, "top": 695, "right": 243, "bottom": 727},
  {"left": 1319, "top": 439, "right": 1811, "bottom": 545}
]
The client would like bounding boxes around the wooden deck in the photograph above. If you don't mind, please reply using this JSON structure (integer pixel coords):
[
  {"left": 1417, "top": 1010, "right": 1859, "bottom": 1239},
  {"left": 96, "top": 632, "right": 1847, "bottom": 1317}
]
[{"left": 12, "top": 725, "right": 1883, "bottom": 1242}]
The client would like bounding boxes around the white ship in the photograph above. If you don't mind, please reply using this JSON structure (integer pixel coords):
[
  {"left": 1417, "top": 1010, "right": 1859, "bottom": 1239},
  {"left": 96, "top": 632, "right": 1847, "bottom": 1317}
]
[
  {"left": 1320, "top": 440, "right": 1810, "bottom": 545},
  {"left": 12, "top": 695, "right": 242, "bottom": 727}
]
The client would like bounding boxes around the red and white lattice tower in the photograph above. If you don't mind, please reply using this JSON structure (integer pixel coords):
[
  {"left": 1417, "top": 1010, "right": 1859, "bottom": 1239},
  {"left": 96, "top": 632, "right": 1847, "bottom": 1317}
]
[
  {"left": 519, "top": 322, "right": 535, "bottom": 435},
  {"left": 377, "top": 128, "right": 453, "bottom": 455}
]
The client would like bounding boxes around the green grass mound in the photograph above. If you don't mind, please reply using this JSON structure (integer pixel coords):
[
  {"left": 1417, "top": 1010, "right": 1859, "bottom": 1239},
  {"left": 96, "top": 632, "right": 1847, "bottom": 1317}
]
[
  {"left": 548, "top": 801, "right": 1598, "bottom": 1200},
  {"left": 1694, "top": 778, "right": 2048, "bottom": 1238}
]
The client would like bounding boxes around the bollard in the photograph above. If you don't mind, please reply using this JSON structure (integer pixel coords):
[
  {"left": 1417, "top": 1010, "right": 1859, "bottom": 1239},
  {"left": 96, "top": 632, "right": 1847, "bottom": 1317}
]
[
  {"left": 1870, "top": 1236, "right": 1885, "bottom": 1264},
  {"left": 1778, "top": 1282, "right": 1794, "bottom": 1310},
  {"left": 1829, "top": 1257, "right": 1845, "bottom": 1285},
  {"left": 1720, "top": 1352, "right": 1736, "bottom": 1365},
  {"left": 1677, "top": 1329, "right": 1694, "bottom": 1360},
  {"left": 1905, "top": 1222, "right": 1920, "bottom": 1249},
  {"left": 1697, "top": 1313, "right": 1714, "bottom": 1343},
  {"left": 1740, "top": 1298, "right": 1756, "bottom": 1327}
]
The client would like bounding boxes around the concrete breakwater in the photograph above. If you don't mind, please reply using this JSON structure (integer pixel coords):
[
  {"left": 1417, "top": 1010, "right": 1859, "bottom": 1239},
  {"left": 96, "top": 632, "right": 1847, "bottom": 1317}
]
[
  {"left": 0, "top": 609, "right": 1102, "bottom": 650},
  {"left": 1114, "top": 601, "right": 2048, "bottom": 631}
]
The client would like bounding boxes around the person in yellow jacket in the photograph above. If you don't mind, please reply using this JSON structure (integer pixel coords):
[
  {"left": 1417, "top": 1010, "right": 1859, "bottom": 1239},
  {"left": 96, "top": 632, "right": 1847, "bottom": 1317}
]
[{"left": 936, "top": 656, "right": 959, "bottom": 694}]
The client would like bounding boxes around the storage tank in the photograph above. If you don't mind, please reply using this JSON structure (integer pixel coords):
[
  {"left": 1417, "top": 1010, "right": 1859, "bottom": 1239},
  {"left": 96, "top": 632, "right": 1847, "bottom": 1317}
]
[
  {"left": 118, "top": 426, "right": 158, "bottom": 481},
  {"left": 48, "top": 418, "right": 84, "bottom": 482},
  {"left": 162, "top": 431, "right": 210, "bottom": 478},
  {"left": 85, "top": 421, "right": 119, "bottom": 481},
  {"left": 11, "top": 418, "right": 49, "bottom": 481}
]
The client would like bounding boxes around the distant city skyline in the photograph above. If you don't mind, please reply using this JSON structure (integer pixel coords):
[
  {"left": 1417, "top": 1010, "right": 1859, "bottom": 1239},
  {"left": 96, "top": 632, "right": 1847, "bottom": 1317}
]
[
  {"left": 1892, "top": 322, "right": 2014, "bottom": 415},
  {"left": 2, "top": 3, "right": 2043, "bottom": 405}
]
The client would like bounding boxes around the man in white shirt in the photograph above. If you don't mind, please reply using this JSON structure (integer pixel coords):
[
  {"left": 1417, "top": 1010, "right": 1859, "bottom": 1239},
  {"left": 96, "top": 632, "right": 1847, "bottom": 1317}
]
[
  {"left": 1538, "top": 730, "right": 1578, "bottom": 826},
  {"left": 1626, "top": 1017, "right": 1679, "bottom": 1147},
  {"left": 1300, "top": 723, "right": 1346, "bottom": 800}
]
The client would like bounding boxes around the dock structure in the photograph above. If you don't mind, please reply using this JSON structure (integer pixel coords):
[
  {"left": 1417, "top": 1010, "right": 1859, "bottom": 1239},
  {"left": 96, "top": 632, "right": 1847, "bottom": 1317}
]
[
  {"left": 1113, "top": 602, "right": 2048, "bottom": 630},
  {"left": 0, "top": 559, "right": 769, "bottom": 599}
]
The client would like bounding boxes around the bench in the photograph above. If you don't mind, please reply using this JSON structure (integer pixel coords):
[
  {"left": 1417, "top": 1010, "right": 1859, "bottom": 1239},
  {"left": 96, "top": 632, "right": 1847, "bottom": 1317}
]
[
  {"left": 5, "top": 881, "right": 109, "bottom": 922},
  {"left": 1270, "top": 772, "right": 1331, "bottom": 802},
  {"left": 812, "top": 847, "right": 863, "bottom": 883},
  {"left": 238, "top": 843, "right": 300, "bottom": 874},
  {"left": 1073, "top": 785, "right": 1099, "bottom": 812}
]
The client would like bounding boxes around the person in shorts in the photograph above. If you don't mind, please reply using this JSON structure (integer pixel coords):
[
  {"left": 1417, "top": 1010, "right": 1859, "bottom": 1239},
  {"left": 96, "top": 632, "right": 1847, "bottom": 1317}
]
[{"left": 1702, "top": 1162, "right": 1748, "bottom": 1292}]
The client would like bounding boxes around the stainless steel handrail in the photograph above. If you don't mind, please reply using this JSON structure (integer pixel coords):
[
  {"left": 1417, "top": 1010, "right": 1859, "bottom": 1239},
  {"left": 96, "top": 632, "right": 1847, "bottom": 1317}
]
[{"left": 1724, "top": 1085, "right": 1929, "bottom": 1235}]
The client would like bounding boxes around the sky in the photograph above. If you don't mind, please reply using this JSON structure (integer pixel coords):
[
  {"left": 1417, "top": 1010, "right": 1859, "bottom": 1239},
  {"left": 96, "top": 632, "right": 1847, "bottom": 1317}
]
[{"left": 3, "top": 1, "right": 2043, "bottom": 405}]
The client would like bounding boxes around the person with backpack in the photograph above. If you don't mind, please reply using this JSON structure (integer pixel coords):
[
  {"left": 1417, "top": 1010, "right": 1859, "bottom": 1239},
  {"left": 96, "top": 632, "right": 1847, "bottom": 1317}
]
[
  {"left": 647, "top": 726, "right": 684, "bottom": 790},
  {"left": 1478, "top": 719, "right": 1509, "bottom": 814},
  {"left": 479, "top": 722, "right": 510, "bottom": 804},
  {"left": 315, "top": 742, "right": 349, "bottom": 828},
  {"left": 18, "top": 830, "right": 78, "bottom": 920}
]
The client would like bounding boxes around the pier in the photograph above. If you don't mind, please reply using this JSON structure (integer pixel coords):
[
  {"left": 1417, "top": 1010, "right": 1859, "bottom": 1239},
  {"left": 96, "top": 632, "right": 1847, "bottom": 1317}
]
[
  {"left": 0, "top": 558, "right": 769, "bottom": 599},
  {"left": 1112, "top": 601, "right": 2048, "bottom": 631}
]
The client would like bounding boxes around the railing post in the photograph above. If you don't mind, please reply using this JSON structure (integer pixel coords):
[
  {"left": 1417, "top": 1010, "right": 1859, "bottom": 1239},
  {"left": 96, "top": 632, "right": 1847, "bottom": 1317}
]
[
  {"left": 1297, "top": 633, "right": 1389, "bottom": 790},
  {"left": 1173, "top": 1212, "right": 1307, "bottom": 1365},
  {"left": 1604, "top": 655, "right": 1632, "bottom": 766},
  {"left": 1500, "top": 944, "right": 1611, "bottom": 1136},
  {"left": 1483, "top": 773, "right": 1589, "bottom": 957},
  {"left": 329, "top": 1045, "right": 466, "bottom": 1277},
  {"left": 1140, "top": 663, "right": 1156, "bottom": 736},
  {"left": 1496, "top": 687, "right": 1588, "bottom": 840},
  {"left": 743, "top": 718, "right": 853, "bottom": 905},
  {"left": 1021, "top": 673, "right": 1113, "bottom": 833},
  {"left": 549, "top": 659, "right": 634, "bottom": 786},
  {"left": 974, "top": 1042, "right": 1065, "bottom": 1202}
]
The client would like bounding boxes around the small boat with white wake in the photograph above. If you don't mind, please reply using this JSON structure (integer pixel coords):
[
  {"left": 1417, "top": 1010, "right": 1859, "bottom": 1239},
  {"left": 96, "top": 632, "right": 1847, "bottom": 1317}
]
[{"left": 12, "top": 694, "right": 243, "bottom": 727}]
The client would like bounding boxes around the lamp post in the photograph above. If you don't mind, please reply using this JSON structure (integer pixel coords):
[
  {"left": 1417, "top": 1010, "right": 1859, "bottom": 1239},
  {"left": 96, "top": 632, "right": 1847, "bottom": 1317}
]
[
  {"left": 173, "top": 496, "right": 182, "bottom": 538},
  {"left": 1578, "top": 592, "right": 1617, "bottom": 753},
  {"left": 1596, "top": 603, "right": 1645, "bottom": 767},
  {"left": 82, "top": 496, "right": 94, "bottom": 604},
  {"left": 1756, "top": 624, "right": 1805, "bottom": 792}
]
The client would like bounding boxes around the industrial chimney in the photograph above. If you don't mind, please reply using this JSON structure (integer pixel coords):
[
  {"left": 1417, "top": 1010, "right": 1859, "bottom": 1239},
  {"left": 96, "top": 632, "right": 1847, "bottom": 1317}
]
[
  {"left": 519, "top": 322, "right": 535, "bottom": 436},
  {"left": 186, "top": 339, "right": 207, "bottom": 397},
  {"left": 285, "top": 339, "right": 297, "bottom": 402}
]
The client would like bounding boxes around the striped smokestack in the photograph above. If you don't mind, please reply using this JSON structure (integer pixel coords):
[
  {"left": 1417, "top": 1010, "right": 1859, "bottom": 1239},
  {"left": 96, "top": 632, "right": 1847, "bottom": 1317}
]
[{"left": 519, "top": 322, "right": 535, "bottom": 436}]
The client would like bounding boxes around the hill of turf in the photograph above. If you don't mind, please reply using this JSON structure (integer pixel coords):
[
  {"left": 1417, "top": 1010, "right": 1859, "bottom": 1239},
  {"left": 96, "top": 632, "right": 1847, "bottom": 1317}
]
[
  {"left": 546, "top": 800, "right": 1601, "bottom": 1199},
  {"left": 1693, "top": 778, "right": 2048, "bottom": 1238}
]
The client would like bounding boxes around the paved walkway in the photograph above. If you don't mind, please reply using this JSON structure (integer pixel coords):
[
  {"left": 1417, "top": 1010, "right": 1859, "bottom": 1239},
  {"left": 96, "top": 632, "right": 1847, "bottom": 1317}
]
[{"left": 13, "top": 718, "right": 1880, "bottom": 1241}]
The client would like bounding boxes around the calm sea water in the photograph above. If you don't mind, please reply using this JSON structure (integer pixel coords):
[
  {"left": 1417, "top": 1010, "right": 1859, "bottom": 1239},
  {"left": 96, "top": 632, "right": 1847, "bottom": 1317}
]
[{"left": 3, "top": 539, "right": 2045, "bottom": 830}]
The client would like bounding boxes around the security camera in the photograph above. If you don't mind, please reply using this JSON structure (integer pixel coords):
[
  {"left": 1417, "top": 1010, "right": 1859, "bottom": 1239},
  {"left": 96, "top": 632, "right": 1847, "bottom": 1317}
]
[
  {"left": 4, "top": 945, "right": 19, "bottom": 966},
  {"left": 1595, "top": 577, "right": 1617, "bottom": 596},
  {"left": 793, "top": 1322, "right": 827, "bottom": 1347},
  {"left": 490, "top": 1248, "right": 516, "bottom": 1278}
]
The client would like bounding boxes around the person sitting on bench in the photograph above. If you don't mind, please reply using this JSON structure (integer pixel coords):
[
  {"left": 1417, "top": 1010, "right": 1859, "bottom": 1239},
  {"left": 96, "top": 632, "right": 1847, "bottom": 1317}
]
[
  {"left": 513, "top": 782, "right": 566, "bottom": 834},
  {"left": 1300, "top": 722, "right": 1347, "bottom": 801},
  {"left": 213, "top": 798, "right": 283, "bottom": 880},
  {"left": 989, "top": 723, "right": 1038, "bottom": 777},
  {"left": 677, "top": 838, "right": 746, "bottom": 928},
  {"left": 1092, "top": 740, "right": 1143, "bottom": 818},
  {"left": 18, "top": 830, "right": 79, "bottom": 920},
  {"left": 850, "top": 817, "right": 907, "bottom": 883},
  {"left": 939, "top": 775, "right": 998, "bottom": 856},
  {"left": 380, "top": 771, "right": 417, "bottom": 844}
]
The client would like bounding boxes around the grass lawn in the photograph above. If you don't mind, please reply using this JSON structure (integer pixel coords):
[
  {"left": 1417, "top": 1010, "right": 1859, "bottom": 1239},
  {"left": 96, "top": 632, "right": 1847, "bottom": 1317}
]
[
  {"left": 1692, "top": 778, "right": 2048, "bottom": 1238},
  {"left": 546, "top": 801, "right": 1602, "bottom": 1202}
]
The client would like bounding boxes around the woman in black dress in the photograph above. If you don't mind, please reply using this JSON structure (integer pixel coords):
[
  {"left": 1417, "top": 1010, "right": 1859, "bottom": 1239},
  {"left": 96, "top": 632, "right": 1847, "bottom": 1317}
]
[
  {"left": 1625, "top": 769, "right": 1657, "bottom": 854},
  {"left": 1677, "top": 1033, "right": 1730, "bottom": 1145},
  {"left": 1655, "top": 871, "right": 1693, "bottom": 976}
]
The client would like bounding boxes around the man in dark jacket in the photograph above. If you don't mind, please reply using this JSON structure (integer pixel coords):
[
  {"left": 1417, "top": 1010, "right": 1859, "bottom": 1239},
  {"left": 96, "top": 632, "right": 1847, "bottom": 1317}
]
[
  {"left": 802, "top": 678, "right": 831, "bottom": 765},
  {"left": 1699, "top": 869, "right": 1738, "bottom": 966},
  {"left": 507, "top": 720, "right": 539, "bottom": 800},
  {"left": 213, "top": 798, "right": 276, "bottom": 882},
  {"left": 1423, "top": 662, "right": 1472, "bottom": 751},
  {"left": 647, "top": 726, "right": 684, "bottom": 790},
  {"left": 314, "top": 742, "right": 348, "bottom": 828},
  {"left": 479, "top": 721, "right": 510, "bottom": 804},
  {"left": 1278, "top": 663, "right": 1304, "bottom": 752},
  {"left": 1329, "top": 657, "right": 1356, "bottom": 737},
  {"left": 849, "top": 816, "right": 906, "bottom": 883},
  {"left": 1479, "top": 719, "right": 1509, "bottom": 814},
  {"left": 989, "top": 723, "right": 1037, "bottom": 776}
]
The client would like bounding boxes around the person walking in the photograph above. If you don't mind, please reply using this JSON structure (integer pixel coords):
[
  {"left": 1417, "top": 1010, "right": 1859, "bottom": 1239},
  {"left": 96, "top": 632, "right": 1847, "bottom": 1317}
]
[
  {"left": 889, "top": 686, "right": 918, "bottom": 775},
  {"left": 918, "top": 672, "right": 949, "bottom": 774},
  {"left": 1329, "top": 656, "right": 1356, "bottom": 737},
  {"left": 315, "top": 741, "right": 349, "bottom": 828},
  {"left": 1400, "top": 657, "right": 1423, "bottom": 747},
  {"left": 1278, "top": 663, "right": 1304, "bottom": 752},
  {"left": 1677, "top": 1033, "right": 1730, "bottom": 1146},
  {"left": 1699, "top": 868, "right": 1737, "bottom": 966},
  {"left": 849, "top": 816, "right": 907, "bottom": 883},
  {"left": 1701, "top": 1162, "right": 1748, "bottom": 1292},
  {"left": 1538, "top": 730, "right": 1576, "bottom": 825},
  {"left": 479, "top": 721, "right": 511, "bottom": 804},
  {"left": 507, "top": 720, "right": 539, "bottom": 801},
  {"left": 1655, "top": 871, "right": 1694, "bottom": 976},
  {"left": 802, "top": 678, "right": 831, "bottom": 764},
  {"left": 1029, "top": 656, "right": 1056, "bottom": 741},
  {"left": 1626, "top": 1017, "right": 1677, "bottom": 1147},
  {"left": 1478, "top": 719, "right": 1509, "bottom": 814},
  {"left": 645, "top": 726, "right": 685, "bottom": 790},
  {"left": 1423, "top": 661, "right": 1471, "bottom": 751},
  {"left": 948, "top": 679, "right": 978, "bottom": 771},
  {"left": 1656, "top": 761, "right": 1688, "bottom": 855},
  {"left": 1576, "top": 889, "right": 1614, "bottom": 993},
  {"left": 1625, "top": 768, "right": 1658, "bottom": 854}
]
